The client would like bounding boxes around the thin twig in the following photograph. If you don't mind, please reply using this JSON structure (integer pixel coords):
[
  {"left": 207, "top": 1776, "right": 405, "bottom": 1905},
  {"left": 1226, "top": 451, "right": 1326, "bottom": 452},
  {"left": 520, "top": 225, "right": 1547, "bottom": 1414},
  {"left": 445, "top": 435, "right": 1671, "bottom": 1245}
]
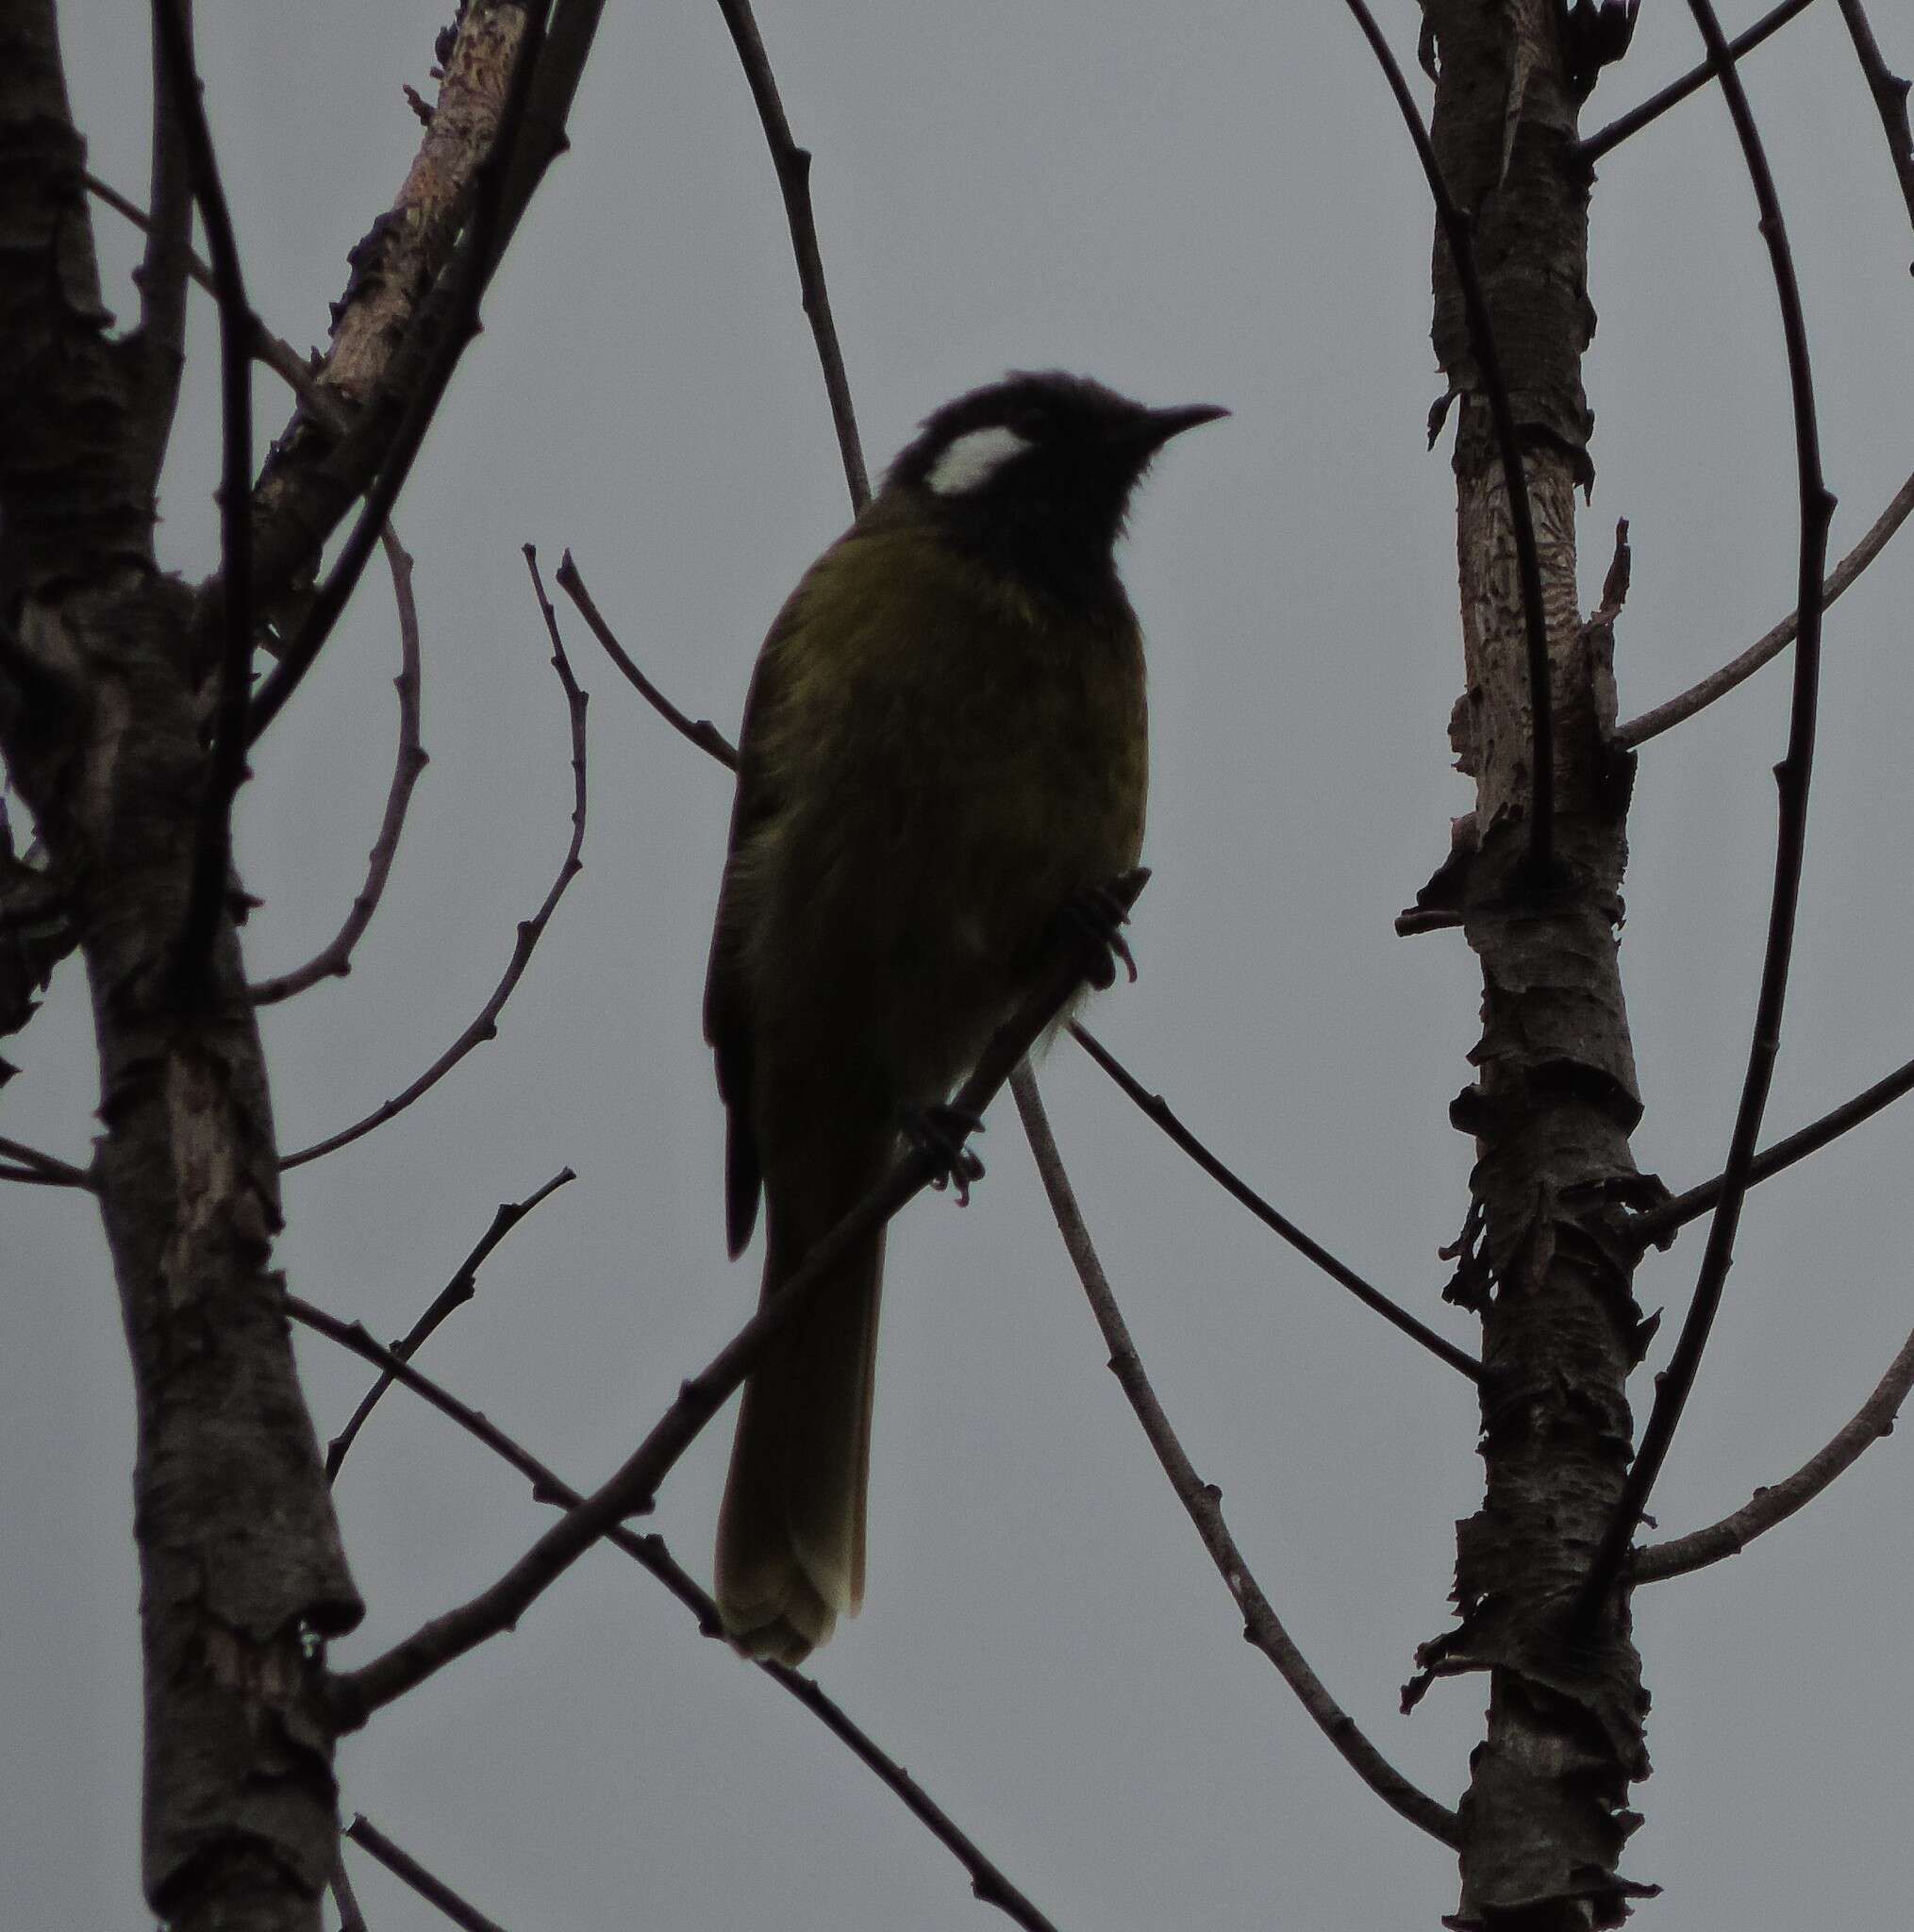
[
  {"left": 712, "top": 0, "right": 869, "bottom": 510},
  {"left": 1579, "top": 0, "right": 1837, "bottom": 1620},
  {"left": 1630, "top": 1047, "right": 1914, "bottom": 1248},
  {"left": 328, "top": 1841, "right": 370, "bottom": 1932},
  {"left": 1010, "top": 1064, "right": 1460, "bottom": 1847},
  {"left": 344, "top": 1819, "right": 508, "bottom": 1932},
  {"left": 1070, "top": 1024, "right": 1480, "bottom": 1383},
  {"left": 245, "top": 1, "right": 556, "bottom": 748},
  {"left": 0, "top": 1135, "right": 94, "bottom": 1190},
  {"left": 1617, "top": 467, "right": 1914, "bottom": 745},
  {"left": 325, "top": 1168, "right": 574, "bottom": 1479},
  {"left": 279, "top": 551, "right": 586, "bottom": 1169},
  {"left": 1336, "top": 0, "right": 1556, "bottom": 883},
  {"left": 1636, "top": 1319, "right": 1914, "bottom": 1582},
  {"left": 250, "top": 529, "right": 428, "bottom": 1004},
  {"left": 289, "top": 1298, "right": 1060, "bottom": 1932},
  {"left": 326, "top": 874, "right": 1148, "bottom": 1725},
  {"left": 1834, "top": 0, "right": 1914, "bottom": 238},
  {"left": 1576, "top": 0, "right": 1822, "bottom": 164},
  {"left": 84, "top": 170, "right": 356, "bottom": 438},
  {"left": 554, "top": 551, "right": 740, "bottom": 770},
  {"left": 151, "top": 0, "right": 257, "bottom": 1006}
]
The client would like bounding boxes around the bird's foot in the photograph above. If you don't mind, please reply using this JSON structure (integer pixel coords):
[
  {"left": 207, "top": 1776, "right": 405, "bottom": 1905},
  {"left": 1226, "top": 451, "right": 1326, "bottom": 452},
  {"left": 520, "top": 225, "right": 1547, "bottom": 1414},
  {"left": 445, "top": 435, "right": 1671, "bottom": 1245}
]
[
  {"left": 902, "top": 1103, "right": 986, "bottom": 1206},
  {"left": 1056, "top": 870, "right": 1147, "bottom": 990}
]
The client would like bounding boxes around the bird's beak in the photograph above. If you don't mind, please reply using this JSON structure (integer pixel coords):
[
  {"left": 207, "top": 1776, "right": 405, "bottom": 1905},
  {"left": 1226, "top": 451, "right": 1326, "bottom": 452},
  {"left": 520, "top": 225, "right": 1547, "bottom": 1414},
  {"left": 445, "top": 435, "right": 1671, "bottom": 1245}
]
[{"left": 1116, "top": 402, "right": 1230, "bottom": 456}]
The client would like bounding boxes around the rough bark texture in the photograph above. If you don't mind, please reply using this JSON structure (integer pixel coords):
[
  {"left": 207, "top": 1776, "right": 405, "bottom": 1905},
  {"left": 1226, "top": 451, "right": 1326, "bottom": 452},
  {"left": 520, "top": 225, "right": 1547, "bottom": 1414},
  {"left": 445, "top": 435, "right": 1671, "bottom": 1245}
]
[
  {"left": 1412, "top": 3, "right": 1653, "bottom": 1924},
  {"left": 245, "top": 0, "right": 531, "bottom": 616},
  {"left": 0, "top": 8, "right": 360, "bottom": 1929}
]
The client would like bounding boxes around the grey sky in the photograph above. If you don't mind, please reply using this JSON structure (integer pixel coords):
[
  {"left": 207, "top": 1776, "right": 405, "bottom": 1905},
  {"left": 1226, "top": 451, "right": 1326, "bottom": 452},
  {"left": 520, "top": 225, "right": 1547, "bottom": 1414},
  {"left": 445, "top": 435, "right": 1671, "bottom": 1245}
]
[{"left": 8, "top": 2, "right": 1914, "bottom": 1926}]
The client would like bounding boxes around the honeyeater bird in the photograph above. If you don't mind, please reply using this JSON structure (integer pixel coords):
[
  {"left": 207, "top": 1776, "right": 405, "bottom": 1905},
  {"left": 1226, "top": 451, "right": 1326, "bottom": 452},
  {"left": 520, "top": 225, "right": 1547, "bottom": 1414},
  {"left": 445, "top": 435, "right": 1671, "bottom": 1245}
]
[{"left": 707, "top": 370, "right": 1224, "bottom": 1662}]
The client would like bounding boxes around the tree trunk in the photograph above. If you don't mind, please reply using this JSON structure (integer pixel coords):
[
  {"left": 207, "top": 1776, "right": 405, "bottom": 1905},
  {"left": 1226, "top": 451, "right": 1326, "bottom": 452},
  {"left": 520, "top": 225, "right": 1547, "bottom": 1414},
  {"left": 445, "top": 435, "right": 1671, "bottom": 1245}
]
[
  {"left": 1412, "top": 3, "right": 1653, "bottom": 1922},
  {"left": 0, "top": 8, "right": 359, "bottom": 1929}
]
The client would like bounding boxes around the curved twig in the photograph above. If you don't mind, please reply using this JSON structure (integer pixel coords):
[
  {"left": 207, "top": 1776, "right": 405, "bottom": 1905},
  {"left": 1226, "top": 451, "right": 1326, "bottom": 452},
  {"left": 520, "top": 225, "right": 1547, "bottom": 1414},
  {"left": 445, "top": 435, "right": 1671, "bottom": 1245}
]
[
  {"left": 1636, "top": 1320, "right": 1914, "bottom": 1582},
  {"left": 325, "top": 1167, "right": 574, "bottom": 1479},
  {"left": 1579, "top": 0, "right": 1837, "bottom": 1618},
  {"left": 289, "top": 1297, "right": 1062, "bottom": 1932},
  {"left": 250, "top": 528, "right": 428, "bottom": 1004},
  {"left": 1617, "top": 467, "right": 1914, "bottom": 746},
  {"left": 325, "top": 874, "right": 1147, "bottom": 1724},
  {"left": 152, "top": 0, "right": 257, "bottom": 1005},
  {"left": 1576, "top": 0, "right": 1821, "bottom": 165},
  {"left": 554, "top": 551, "right": 740, "bottom": 771},
  {"left": 1011, "top": 1064, "right": 1460, "bottom": 1847},
  {"left": 712, "top": 0, "right": 869, "bottom": 510},
  {"left": 1336, "top": 0, "right": 1556, "bottom": 882},
  {"left": 278, "top": 550, "right": 586, "bottom": 1170},
  {"left": 1629, "top": 1046, "right": 1914, "bottom": 1248},
  {"left": 1069, "top": 1024, "right": 1480, "bottom": 1382}
]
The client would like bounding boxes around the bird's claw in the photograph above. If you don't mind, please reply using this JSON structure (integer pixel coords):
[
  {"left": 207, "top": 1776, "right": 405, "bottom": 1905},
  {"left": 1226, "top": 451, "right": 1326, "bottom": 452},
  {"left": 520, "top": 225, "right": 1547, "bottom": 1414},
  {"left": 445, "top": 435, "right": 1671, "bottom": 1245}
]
[
  {"left": 903, "top": 1104, "right": 986, "bottom": 1206},
  {"left": 1059, "top": 877, "right": 1140, "bottom": 990}
]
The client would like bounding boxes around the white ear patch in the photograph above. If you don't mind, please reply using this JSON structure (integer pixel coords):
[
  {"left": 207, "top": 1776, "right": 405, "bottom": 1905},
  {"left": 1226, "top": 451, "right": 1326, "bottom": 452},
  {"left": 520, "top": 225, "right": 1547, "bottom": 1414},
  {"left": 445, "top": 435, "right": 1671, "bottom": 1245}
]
[{"left": 925, "top": 425, "right": 1032, "bottom": 496}]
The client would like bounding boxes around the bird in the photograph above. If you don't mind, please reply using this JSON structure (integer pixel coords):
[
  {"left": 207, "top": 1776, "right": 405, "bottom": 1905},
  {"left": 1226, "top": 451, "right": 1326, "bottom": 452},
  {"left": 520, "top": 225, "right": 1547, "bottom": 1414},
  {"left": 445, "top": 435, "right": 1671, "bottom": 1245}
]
[{"left": 706, "top": 370, "right": 1224, "bottom": 1663}]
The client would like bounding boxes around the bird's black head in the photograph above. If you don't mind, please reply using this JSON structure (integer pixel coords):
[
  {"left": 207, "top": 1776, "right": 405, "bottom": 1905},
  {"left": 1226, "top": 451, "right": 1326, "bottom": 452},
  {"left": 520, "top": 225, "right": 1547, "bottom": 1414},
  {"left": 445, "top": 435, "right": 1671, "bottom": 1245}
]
[{"left": 886, "top": 371, "right": 1226, "bottom": 604}]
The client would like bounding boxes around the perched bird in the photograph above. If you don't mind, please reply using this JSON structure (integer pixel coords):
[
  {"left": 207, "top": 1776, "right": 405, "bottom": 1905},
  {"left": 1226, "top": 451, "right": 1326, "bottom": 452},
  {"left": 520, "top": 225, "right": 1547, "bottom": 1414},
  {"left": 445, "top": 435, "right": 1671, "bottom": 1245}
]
[{"left": 707, "top": 370, "right": 1223, "bottom": 1663}]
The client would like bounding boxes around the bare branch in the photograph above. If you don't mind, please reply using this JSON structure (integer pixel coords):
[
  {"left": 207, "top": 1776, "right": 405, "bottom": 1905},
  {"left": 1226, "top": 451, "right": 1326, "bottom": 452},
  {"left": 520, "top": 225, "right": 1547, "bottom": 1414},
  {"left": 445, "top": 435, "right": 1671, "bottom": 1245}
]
[
  {"left": 279, "top": 551, "right": 586, "bottom": 1170},
  {"left": 326, "top": 874, "right": 1148, "bottom": 1724},
  {"left": 713, "top": 0, "right": 869, "bottom": 510},
  {"left": 243, "top": 1, "right": 607, "bottom": 625},
  {"left": 344, "top": 1818, "right": 508, "bottom": 1932},
  {"left": 289, "top": 1297, "right": 1062, "bottom": 1932},
  {"left": 1630, "top": 1047, "right": 1914, "bottom": 1248},
  {"left": 245, "top": 1, "right": 557, "bottom": 746},
  {"left": 1069, "top": 1024, "right": 1481, "bottom": 1382},
  {"left": 325, "top": 1168, "right": 575, "bottom": 1479},
  {"left": 150, "top": 0, "right": 258, "bottom": 1007},
  {"left": 1336, "top": 0, "right": 1557, "bottom": 884},
  {"left": 250, "top": 529, "right": 428, "bottom": 1005},
  {"left": 554, "top": 551, "right": 740, "bottom": 770},
  {"left": 1636, "top": 1321, "right": 1914, "bottom": 1582},
  {"left": 1576, "top": 0, "right": 1821, "bottom": 165},
  {"left": 1617, "top": 467, "right": 1914, "bottom": 746},
  {"left": 0, "top": 1135, "right": 94, "bottom": 1190},
  {"left": 1579, "top": 0, "right": 1837, "bottom": 1618},
  {"left": 1835, "top": 0, "right": 1914, "bottom": 238},
  {"left": 1010, "top": 1064, "right": 1460, "bottom": 1847}
]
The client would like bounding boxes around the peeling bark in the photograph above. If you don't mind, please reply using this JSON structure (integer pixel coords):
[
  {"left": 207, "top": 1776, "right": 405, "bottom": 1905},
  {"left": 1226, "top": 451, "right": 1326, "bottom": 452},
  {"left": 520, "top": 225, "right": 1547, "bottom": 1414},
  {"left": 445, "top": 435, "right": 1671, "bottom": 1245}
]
[{"left": 1414, "top": 3, "right": 1653, "bottom": 1924}]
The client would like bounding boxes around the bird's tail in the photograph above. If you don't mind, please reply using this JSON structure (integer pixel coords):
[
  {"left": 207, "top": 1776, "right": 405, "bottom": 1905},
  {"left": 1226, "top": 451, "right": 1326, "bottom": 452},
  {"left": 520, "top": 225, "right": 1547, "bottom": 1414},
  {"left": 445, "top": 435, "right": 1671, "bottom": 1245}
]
[{"left": 715, "top": 1140, "right": 888, "bottom": 1665}]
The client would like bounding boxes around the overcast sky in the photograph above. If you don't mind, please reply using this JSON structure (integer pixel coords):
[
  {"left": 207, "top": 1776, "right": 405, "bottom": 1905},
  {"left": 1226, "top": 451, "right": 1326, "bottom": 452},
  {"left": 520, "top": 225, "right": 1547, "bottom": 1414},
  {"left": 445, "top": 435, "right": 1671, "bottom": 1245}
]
[{"left": 9, "top": 3, "right": 1914, "bottom": 1927}]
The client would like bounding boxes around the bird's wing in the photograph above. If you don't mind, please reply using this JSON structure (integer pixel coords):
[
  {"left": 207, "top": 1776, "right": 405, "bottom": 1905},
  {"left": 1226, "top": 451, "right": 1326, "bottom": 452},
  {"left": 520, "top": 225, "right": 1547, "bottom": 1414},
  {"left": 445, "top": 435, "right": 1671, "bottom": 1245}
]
[{"left": 704, "top": 597, "right": 804, "bottom": 1258}]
